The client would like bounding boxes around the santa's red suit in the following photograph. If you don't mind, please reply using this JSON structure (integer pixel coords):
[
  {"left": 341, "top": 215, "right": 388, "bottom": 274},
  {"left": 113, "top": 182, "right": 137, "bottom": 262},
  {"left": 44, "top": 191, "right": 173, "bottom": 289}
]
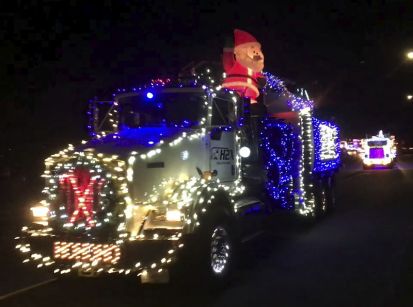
[{"left": 222, "top": 30, "right": 264, "bottom": 103}]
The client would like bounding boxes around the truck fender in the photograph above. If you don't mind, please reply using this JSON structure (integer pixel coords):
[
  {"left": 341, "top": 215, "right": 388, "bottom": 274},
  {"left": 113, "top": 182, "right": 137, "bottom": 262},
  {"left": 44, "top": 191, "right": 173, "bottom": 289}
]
[{"left": 183, "top": 186, "right": 238, "bottom": 235}]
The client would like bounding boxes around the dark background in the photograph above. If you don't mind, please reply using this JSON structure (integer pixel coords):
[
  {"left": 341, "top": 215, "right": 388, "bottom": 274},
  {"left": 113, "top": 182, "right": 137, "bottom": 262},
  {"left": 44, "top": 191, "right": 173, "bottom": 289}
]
[
  {"left": 2, "top": 2, "right": 413, "bottom": 305},
  {"left": 1, "top": 0, "right": 413, "bottom": 158}
]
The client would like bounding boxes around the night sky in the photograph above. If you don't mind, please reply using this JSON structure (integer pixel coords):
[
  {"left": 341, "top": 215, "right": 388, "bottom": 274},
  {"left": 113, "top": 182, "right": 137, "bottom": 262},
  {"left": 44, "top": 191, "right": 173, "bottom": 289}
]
[{"left": 1, "top": 0, "right": 413, "bottom": 150}]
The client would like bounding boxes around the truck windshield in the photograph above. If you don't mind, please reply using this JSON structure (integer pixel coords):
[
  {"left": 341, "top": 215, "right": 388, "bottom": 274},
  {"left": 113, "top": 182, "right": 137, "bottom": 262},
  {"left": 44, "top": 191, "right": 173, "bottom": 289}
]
[
  {"left": 367, "top": 140, "right": 387, "bottom": 146},
  {"left": 118, "top": 92, "right": 205, "bottom": 128}
]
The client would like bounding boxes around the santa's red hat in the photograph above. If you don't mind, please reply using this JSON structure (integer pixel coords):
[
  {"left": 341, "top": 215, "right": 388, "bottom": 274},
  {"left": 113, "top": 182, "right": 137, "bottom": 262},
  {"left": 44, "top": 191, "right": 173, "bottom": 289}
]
[{"left": 234, "top": 29, "right": 259, "bottom": 47}]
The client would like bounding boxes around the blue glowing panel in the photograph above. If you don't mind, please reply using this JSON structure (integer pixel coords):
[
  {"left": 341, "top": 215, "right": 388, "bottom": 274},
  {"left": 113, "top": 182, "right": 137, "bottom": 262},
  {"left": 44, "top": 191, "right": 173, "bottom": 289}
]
[{"left": 264, "top": 72, "right": 314, "bottom": 112}]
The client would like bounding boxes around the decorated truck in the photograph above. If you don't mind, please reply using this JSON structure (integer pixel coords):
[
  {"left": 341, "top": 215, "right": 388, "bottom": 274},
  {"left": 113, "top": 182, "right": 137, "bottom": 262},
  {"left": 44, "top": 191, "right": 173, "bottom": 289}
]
[
  {"left": 16, "top": 30, "right": 340, "bottom": 284},
  {"left": 362, "top": 130, "right": 397, "bottom": 169}
]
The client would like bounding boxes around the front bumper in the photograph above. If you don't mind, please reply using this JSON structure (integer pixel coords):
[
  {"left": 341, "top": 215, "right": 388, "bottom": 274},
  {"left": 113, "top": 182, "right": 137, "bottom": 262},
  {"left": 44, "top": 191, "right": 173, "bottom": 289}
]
[
  {"left": 363, "top": 157, "right": 392, "bottom": 166},
  {"left": 16, "top": 226, "right": 184, "bottom": 276}
]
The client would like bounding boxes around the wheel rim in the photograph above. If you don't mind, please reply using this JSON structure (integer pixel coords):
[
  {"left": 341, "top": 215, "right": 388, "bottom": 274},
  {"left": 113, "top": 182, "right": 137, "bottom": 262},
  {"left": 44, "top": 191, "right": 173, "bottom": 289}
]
[
  {"left": 329, "top": 185, "right": 335, "bottom": 209},
  {"left": 210, "top": 226, "right": 231, "bottom": 275},
  {"left": 321, "top": 189, "right": 327, "bottom": 212},
  {"left": 326, "top": 177, "right": 335, "bottom": 210}
]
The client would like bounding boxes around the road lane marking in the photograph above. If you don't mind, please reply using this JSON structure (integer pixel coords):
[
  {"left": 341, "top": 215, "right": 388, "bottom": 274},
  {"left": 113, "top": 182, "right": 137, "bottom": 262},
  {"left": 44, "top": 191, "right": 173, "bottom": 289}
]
[
  {"left": 0, "top": 278, "right": 57, "bottom": 301},
  {"left": 339, "top": 171, "right": 365, "bottom": 181},
  {"left": 241, "top": 231, "right": 265, "bottom": 243}
]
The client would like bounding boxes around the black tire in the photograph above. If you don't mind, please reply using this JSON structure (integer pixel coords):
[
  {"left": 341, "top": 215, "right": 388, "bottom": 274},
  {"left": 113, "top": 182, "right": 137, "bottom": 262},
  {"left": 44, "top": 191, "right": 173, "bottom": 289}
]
[
  {"left": 313, "top": 175, "right": 337, "bottom": 218},
  {"left": 200, "top": 216, "right": 238, "bottom": 286},
  {"left": 325, "top": 175, "right": 336, "bottom": 214},
  {"left": 173, "top": 211, "right": 239, "bottom": 289}
]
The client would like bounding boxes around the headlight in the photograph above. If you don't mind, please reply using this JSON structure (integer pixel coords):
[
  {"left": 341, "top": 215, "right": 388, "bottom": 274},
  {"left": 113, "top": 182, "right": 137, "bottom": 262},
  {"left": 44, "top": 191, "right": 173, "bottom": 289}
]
[
  {"left": 363, "top": 159, "right": 372, "bottom": 166},
  {"left": 239, "top": 146, "right": 251, "bottom": 158},
  {"left": 31, "top": 205, "right": 49, "bottom": 218},
  {"left": 165, "top": 209, "right": 182, "bottom": 222},
  {"left": 30, "top": 202, "right": 49, "bottom": 226}
]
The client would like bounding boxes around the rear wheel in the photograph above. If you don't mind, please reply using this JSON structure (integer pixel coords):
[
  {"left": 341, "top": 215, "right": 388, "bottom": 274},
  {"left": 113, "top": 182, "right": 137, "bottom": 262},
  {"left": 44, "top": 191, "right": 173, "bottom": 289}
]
[
  {"left": 325, "top": 175, "right": 336, "bottom": 214},
  {"left": 313, "top": 179, "right": 328, "bottom": 219},
  {"left": 313, "top": 175, "right": 336, "bottom": 218}
]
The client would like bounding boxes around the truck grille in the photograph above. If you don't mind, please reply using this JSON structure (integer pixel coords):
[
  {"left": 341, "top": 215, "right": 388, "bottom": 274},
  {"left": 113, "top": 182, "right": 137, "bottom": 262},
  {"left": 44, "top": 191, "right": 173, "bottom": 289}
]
[
  {"left": 58, "top": 168, "right": 105, "bottom": 227},
  {"left": 48, "top": 164, "right": 118, "bottom": 233},
  {"left": 44, "top": 150, "right": 127, "bottom": 235},
  {"left": 53, "top": 241, "right": 121, "bottom": 264}
]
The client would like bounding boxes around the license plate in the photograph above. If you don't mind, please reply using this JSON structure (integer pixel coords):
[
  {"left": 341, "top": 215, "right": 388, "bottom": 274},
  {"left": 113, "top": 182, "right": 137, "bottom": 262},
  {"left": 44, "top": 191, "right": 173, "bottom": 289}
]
[{"left": 53, "top": 241, "right": 121, "bottom": 264}]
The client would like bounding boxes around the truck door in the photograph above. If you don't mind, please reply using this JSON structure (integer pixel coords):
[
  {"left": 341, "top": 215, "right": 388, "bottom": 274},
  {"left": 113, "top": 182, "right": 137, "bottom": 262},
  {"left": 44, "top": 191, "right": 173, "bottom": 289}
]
[{"left": 209, "top": 96, "right": 237, "bottom": 182}]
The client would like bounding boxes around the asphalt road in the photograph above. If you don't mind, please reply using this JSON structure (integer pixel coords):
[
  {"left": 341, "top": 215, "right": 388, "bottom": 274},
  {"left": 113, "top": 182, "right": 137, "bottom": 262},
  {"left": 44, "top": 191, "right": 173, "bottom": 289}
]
[{"left": 1, "top": 154, "right": 413, "bottom": 307}]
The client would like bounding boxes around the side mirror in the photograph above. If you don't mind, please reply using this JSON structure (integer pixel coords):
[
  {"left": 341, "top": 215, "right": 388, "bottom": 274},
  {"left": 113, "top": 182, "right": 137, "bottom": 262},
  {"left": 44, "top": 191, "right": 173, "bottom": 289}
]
[{"left": 88, "top": 100, "right": 118, "bottom": 137}]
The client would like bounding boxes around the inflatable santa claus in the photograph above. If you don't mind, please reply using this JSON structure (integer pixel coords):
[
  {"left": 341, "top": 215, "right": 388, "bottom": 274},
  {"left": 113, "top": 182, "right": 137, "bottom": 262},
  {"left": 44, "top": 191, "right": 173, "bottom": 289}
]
[{"left": 222, "top": 29, "right": 265, "bottom": 104}]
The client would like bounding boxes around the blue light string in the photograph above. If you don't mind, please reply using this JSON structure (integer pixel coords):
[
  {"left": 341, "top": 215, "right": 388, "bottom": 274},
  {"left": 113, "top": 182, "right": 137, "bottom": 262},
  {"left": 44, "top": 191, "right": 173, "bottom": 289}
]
[
  {"left": 259, "top": 118, "right": 300, "bottom": 209},
  {"left": 264, "top": 72, "right": 314, "bottom": 112}
]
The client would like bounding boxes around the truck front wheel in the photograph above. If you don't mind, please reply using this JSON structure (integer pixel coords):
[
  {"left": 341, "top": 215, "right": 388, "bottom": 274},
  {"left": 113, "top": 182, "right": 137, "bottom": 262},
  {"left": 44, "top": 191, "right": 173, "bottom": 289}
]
[
  {"left": 195, "top": 213, "right": 239, "bottom": 287},
  {"left": 210, "top": 225, "right": 232, "bottom": 277},
  {"left": 171, "top": 211, "right": 238, "bottom": 287}
]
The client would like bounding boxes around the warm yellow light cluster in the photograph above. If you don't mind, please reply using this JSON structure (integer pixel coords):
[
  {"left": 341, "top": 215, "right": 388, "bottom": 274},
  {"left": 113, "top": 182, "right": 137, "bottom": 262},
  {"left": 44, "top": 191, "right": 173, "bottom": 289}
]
[
  {"left": 54, "top": 241, "right": 121, "bottom": 264},
  {"left": 297, "top": 109, "right": 315, "bottom": 216}
]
